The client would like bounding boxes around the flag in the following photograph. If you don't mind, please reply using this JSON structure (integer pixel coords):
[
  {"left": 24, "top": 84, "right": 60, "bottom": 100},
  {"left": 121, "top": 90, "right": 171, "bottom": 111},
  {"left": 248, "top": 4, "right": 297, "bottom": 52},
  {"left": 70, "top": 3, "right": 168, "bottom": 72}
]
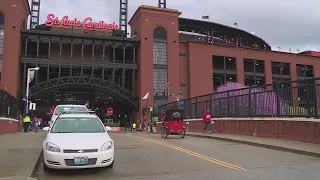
[
  {"left": 142, "top": 92, "right": 149, "bottom": 100},
  {"left": 28, "top": 70, "right": 36, "bottom": 84},
  {"left": 23, "top": 95, "right": 28, "bottom": 101},
  {"left": 202, "top": 15, "right": 209, "bottom": 19}
]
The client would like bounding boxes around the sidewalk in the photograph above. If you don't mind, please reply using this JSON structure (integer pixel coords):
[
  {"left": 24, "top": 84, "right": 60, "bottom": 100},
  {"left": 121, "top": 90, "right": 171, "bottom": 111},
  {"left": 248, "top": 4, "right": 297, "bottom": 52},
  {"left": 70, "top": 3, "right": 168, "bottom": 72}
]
[
  {"left": 187, "top": 132, "right": 320, "bottom": 158},
  {"left": 0, "top": 131, "right": 46, "bottom": 180}
]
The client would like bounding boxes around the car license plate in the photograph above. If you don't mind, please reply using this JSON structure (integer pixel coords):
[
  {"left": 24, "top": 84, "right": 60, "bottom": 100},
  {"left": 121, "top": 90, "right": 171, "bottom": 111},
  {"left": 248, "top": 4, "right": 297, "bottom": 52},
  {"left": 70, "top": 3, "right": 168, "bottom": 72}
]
[{"left": 74, "top": 157, "right": 88, "bottom": 165}]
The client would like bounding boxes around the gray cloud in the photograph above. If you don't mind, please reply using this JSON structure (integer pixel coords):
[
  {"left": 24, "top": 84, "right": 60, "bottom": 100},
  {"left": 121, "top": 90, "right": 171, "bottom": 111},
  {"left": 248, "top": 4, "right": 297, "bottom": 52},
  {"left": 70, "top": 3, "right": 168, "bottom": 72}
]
[{"left": 31, "top": 0, "right": 320, "bottom": 52}]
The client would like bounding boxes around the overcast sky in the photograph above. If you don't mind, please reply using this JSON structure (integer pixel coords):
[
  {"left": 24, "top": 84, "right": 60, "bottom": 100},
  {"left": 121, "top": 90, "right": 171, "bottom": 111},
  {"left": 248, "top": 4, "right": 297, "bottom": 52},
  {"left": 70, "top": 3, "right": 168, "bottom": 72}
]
[{"left": 31, "top": 0, "right": 320, "bottom": 52}]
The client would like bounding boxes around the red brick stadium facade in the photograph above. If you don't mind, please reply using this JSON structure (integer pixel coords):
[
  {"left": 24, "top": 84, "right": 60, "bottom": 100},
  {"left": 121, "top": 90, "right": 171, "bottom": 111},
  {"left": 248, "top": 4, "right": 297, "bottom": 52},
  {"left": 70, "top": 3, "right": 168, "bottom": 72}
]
[{"left": 1, "top": 1, "right": 320, "bottom": 136}]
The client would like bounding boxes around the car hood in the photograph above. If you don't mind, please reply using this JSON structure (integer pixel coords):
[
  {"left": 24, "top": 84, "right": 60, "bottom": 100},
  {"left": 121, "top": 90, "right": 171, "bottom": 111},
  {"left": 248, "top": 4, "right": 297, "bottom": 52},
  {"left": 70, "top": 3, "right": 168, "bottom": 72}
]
[{"left": 46, "top": 133, "right": 112, "bottom": 150}]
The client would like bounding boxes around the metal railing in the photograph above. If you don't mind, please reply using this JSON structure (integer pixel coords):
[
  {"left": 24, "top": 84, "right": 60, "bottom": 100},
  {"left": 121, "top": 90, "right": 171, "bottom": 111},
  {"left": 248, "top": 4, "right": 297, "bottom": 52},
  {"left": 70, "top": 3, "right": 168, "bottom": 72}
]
[
  {"left": 0, "top": 89, "right": 18, "bottom": 119},
  {"left": 158, "top": 77, "right": 320, "bottom": 119}
]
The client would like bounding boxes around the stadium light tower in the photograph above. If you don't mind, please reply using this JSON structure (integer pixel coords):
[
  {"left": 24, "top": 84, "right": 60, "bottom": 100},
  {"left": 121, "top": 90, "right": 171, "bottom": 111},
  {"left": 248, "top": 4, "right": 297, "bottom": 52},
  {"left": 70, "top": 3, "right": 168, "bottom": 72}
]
[
  {"left": 119, "top": 0, "right": 128, "bottom": 37},
  {"left": 29, "top": 0, "right": 41, "bottom": 29},
  {"left": 277, "top": 47, "right": 281, "bottom": 52},
  {"left": 158, "top": 0, "right": 167, "bottom": 8}
]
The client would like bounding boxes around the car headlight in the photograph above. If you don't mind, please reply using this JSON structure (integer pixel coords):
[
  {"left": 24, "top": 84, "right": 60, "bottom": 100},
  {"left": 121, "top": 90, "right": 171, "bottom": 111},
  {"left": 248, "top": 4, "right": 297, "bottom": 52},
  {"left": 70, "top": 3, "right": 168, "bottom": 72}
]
[
  {"left": 46, "top": 142, "right": 60, "bottom": 152},
  {"left": 101, "top": 141, "right": 113, "bottom": 151}
]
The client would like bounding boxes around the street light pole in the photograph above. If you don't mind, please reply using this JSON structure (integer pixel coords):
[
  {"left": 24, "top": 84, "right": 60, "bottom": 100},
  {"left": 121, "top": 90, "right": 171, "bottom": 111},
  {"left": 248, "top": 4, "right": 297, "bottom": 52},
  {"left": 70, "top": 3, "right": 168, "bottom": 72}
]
[
  {"left": 25, "top": 67, "right": 40, "bottom": 115},
  {"left": 167, "top": 82, "right": 170, "bottom": 102}
]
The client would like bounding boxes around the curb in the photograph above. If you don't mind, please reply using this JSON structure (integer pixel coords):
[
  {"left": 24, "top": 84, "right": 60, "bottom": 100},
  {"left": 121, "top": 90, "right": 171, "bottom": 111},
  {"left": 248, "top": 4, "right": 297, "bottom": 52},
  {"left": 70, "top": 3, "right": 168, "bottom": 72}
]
[
  {"left": 30, "top": 150, "right": 43, "bottom": 178},
  {"left": 187, "top": 133, "right": 320, "bottom": 159}
]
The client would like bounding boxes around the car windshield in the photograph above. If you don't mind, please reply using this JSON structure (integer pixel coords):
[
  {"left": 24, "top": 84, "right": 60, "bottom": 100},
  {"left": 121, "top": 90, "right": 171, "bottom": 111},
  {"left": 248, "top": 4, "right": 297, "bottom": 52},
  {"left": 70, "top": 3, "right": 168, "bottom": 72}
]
[
  {"left": 50, "top": 117, "right": 105, "bottom": 133},
  {"left": 54, "top": 106, "right": 87, "bottom": 115}
]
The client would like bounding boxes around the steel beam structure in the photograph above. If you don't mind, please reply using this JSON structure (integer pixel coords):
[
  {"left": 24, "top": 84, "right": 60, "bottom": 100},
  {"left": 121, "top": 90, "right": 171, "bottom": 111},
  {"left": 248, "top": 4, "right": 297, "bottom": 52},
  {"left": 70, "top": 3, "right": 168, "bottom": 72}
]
[
  {"left": 29, "top": 0, "right": 41, "bottom": 29},
  {"left": 26, "top": 76, "right": 138, "bottom": 110},
  {"left": 119, "top": 0, "right": 128, "bottom": 37},
  {"left": 158, "top": 0, "right": 166, "bottom": 8}
]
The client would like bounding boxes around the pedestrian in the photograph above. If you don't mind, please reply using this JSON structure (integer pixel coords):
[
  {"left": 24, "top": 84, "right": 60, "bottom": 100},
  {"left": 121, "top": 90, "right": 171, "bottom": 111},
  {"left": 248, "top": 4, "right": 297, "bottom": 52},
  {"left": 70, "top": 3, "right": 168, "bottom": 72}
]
[
  {"left": 23, "top": 114, "right": 31, "bottom": 133},
  {"left": 43, "top": 120, "right": 48, "bottom": 127},
  {"left": 161, "top": 110, "right": 166, "bottom": 121},
  {"left": 132, "top": 122, "right": 137, "bottom": 133},
  {"left": 202, "top": 109, "right": 211, "bottom": 134},
  {"left": 33, "top": 116, "right": 39, "bottom": 133},
  {"left": 150, "top": 121, "right": 153, "bottom": 132}
]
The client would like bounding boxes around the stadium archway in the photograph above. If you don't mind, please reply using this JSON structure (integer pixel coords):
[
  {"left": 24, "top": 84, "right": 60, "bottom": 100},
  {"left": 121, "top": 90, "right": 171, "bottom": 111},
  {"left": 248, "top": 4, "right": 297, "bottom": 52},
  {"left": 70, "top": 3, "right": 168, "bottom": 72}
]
[
  {"left": 20, "top": 76, "right": 138, "bottom": 127},
  {"left": 26, "top": 76, "right": 138, "bottom": 111}
]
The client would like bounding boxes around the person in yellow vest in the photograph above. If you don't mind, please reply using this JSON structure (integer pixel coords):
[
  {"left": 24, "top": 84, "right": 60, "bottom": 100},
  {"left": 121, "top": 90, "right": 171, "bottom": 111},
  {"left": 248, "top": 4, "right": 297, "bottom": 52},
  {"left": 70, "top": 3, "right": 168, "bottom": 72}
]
[
  {"left": 132, "top": 122, "right": 137, "bottom": 133},
  {"left": 23, "top": 114, "right": 31, "bottom": 133}
]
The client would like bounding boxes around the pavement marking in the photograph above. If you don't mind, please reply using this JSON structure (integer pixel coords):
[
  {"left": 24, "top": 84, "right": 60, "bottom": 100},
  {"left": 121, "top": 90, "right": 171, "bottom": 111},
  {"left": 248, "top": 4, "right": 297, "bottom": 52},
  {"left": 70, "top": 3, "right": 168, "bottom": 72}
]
[{"left": 126, "top": 134, "right": 246, "bottom": 170}]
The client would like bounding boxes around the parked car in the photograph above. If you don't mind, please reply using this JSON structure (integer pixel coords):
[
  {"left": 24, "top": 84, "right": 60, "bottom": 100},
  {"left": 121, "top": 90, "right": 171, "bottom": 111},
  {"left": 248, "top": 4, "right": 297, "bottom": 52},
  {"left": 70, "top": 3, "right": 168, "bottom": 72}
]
[
  {"left": 42, "top": 113, "right": 114, "bottom": 170},
  {"left": 49, "top": 105, "right": 89, "bottom": 126}
]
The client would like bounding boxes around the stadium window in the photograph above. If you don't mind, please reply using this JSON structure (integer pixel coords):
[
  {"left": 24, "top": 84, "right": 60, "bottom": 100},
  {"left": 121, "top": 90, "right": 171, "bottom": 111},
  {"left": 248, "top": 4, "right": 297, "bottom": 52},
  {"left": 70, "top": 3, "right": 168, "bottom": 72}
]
[
  {"left": 212, "top": 56, "right": 237, "bottom": 87},
  {"left": 153, "top": 26, "right": 168, "bottom": 100},
  {"left": 271, "top": 62, "right": 291, "bottom": 83},
  {"left": 296, "top": 64, "right": 313, "bottom": 79},
  {"left": 243, "top": 59, "right": 265, "bottom": 86}
]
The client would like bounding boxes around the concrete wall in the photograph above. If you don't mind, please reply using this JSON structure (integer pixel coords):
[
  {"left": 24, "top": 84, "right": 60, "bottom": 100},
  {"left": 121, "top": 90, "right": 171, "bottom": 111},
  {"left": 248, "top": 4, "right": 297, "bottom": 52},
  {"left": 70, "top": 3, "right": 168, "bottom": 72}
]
[
  {"left": 0, "top": 118, "right": 19, "bottom": 134},
  {"left": 156, "top": 118, "right": 320, "bottom": 144}
]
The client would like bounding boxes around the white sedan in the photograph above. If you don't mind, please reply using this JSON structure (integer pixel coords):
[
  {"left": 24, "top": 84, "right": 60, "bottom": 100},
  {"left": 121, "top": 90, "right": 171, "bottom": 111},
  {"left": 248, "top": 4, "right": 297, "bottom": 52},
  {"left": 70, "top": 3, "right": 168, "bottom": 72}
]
[
  {"left": 42, "top": 113, "right": 114, "bottom": 170},
  {"left": 49, "top": 105, "right": 90, "bottom": 126}
]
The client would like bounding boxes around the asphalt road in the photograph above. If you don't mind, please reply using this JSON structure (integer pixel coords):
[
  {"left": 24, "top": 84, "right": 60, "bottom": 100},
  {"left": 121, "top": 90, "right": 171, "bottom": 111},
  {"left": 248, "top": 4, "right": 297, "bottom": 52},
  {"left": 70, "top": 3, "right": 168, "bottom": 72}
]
[{"left": 34, "top": 133, "right": 320, "bottom": 180}]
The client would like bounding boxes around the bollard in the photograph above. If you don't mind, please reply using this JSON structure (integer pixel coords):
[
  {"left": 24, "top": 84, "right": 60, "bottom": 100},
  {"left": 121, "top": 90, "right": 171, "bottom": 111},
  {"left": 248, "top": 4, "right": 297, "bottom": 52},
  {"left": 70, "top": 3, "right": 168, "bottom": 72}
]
[{"left": 186, "top": 121, "right": 189, "bottom": 132}]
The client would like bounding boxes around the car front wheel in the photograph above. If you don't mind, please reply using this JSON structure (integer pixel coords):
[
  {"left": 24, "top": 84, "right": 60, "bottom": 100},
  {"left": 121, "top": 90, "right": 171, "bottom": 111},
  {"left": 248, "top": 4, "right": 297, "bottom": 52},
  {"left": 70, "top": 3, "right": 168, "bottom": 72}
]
[
  {"left": 43, "top": 161, "right": 53, "bottom": 172},
  {"left": 106, "top": 160, "right": 114, "bottom": 168}
]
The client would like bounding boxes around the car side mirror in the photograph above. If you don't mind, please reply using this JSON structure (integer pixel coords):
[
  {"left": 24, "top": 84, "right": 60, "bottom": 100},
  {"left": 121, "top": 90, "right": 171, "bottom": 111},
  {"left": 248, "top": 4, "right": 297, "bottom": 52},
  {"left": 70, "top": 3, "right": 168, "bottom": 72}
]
[
  {"left": 105, "top": 126, "right": 112, "bottom": 131},
  {"left": 43, "top": 127, "right": 50, "bottom": 131},
  {"left": 88, "top": 110, "right": 95, "bottom": 114}
]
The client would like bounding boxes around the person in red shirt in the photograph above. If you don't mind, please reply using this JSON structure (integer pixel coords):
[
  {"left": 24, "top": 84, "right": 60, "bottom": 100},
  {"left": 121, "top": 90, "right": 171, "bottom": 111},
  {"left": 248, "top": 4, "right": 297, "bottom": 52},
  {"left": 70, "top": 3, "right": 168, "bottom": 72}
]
[
  {"left": 202, "top": 109, "right": 212, "bottom": 134},
  {"left": 160, "top": 110, "right": 166, "bottom": 121},
  {"left": 49, "top": 105, "right": 55, "bottom": 115}
]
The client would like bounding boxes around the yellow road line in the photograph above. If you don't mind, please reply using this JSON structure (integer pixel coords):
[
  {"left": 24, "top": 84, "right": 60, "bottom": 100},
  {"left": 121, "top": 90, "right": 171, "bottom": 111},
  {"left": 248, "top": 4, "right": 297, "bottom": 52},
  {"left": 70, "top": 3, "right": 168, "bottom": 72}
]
[{"left": 127, "top": 135, "right": 246, "bottom": 170}]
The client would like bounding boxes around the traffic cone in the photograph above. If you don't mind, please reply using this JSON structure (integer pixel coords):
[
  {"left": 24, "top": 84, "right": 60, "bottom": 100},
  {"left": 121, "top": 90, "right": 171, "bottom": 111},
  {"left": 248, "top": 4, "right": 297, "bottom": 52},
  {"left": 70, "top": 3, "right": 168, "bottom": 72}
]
[{"left": 117, "top": 127, "right": 120, "bottom": 134}]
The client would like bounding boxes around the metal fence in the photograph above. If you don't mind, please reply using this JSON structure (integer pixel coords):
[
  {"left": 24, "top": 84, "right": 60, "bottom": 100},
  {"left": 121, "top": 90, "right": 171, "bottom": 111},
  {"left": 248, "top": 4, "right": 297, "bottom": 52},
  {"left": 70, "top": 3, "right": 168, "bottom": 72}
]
[
  {"left": 0, "top": 89, "right": 18, "bottom": 119},
  {"left": 158, "top": 77, "right": 320, "bottom": 119}
]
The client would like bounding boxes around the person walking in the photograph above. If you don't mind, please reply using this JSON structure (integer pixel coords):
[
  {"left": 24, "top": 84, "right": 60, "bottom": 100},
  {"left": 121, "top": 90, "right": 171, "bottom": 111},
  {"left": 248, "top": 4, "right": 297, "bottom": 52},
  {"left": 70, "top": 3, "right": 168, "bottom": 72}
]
[
  {"left": 202, "top": 110, "right": 211, "bottom": 134},
  {"left": 132, "top": 122, "right": 137, "bottom": 133},
  {"left": 23, "top": 114, "right": 31, "bottom": 133},
  {"left": 33, "top": 116, "right": 39, "bottom": 133}
]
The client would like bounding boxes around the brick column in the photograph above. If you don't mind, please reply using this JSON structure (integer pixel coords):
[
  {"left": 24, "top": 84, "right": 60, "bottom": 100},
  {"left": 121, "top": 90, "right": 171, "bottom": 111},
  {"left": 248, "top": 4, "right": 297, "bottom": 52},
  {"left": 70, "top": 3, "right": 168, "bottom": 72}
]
[
  {"left": 236, "top": 56, "right": 244, "bottom": 85},
  {"left": 264, "top": 60, "right": 272, "bottom": 84},
  {"left": 290, "top": 63, "right": 298, "bottom": 107}
]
